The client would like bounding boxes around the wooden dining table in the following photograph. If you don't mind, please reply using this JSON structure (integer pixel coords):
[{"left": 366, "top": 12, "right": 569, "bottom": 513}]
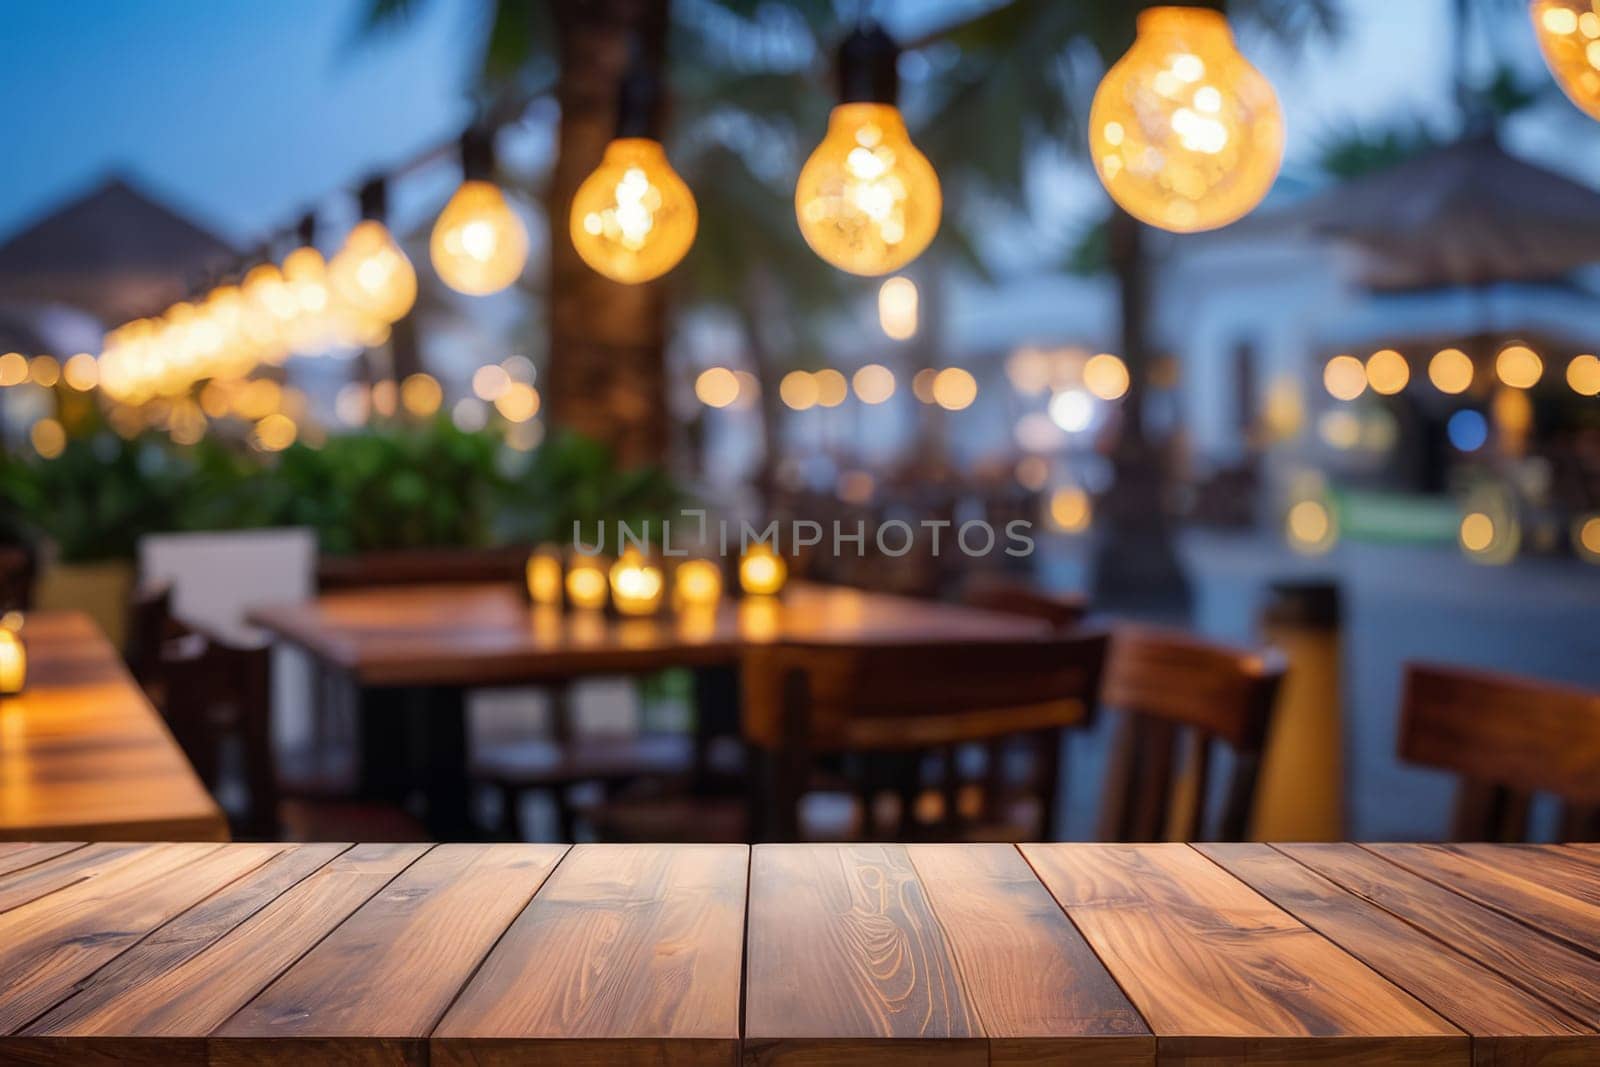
[
  {"left": 0, "top": 840, "right": 1594, "bottom": 1065},
  {"left": 0, "top": 612, "right": 227, "bottom": 842},
  {"left": 248, "top": 581, "right": 1050, "bottom": 834}
]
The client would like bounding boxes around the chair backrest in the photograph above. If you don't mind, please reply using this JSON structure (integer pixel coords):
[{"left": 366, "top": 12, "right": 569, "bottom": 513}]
[
  {"left": 159, "top": 632, "right": 278, "bottom": 839},
  {"left": 1097, "top": 625, "right": 1285, "bottom": 842},
  {"left": 962, "top": 575, "right": 1088, "bottom": 632},
  {"left": 1399, "top": 662, "right": 1600, "bottom": 841},
  {"left": 742, "top": 632, "right": 1108, "bottom": 840}
]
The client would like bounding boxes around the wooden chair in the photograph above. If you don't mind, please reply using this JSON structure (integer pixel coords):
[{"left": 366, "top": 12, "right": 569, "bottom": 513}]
[
  {"left": 1398, "top": 662, "right": 1600, "bottom": 841},
  {"left": 746, "top": 631, "right": 1109, "bottom": 842},
  {"left": 1096, "top": 626, "right": 1286, "bottom": 842},
  {"left": 962, "top": 575, "right": 1088, "bottom": 631},
  {"left": 0, "top": 543, "right": 34, "bottom": 612},
  {"left": 159, "top": 631, "right": 427, "bottom": 841}
]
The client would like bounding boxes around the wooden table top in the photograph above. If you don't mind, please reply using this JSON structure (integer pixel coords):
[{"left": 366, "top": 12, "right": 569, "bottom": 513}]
[
  {"left": 247, "top": 581, "right": 1050, "bottom": 687},
  {"left": 0, "top": 842, "right": 1594, "bottom": 1065},
  {"left": 0, "top": 613, "right": 226, "bottom": 843}
]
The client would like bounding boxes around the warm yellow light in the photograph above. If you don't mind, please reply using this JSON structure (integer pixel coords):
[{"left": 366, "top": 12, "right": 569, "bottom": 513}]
[
  {"left": 472, "top": 364, "right": 510, "bottom": 400},
  {"left": 1532, "top": 0, "right": 1600, "bottom": 120},
  {"left": 571, "top": 138, "right": 697, "bottom": 284},
  {"left": 609, "top": 549, "right": 665, "bottom": 616},
  {"left": 878, "top": 276, "right": 918, "bottom": 339},
  {"left": 252, "top": 413, "right": 298, "bottom": 452},
  {"left": 494, "top": 382, "right": 540, "bottom": 423},
  {"left": 932, "top": 367, "right": 977, "bottom": 410},
  {"left": 431, "top": 181, "right": 529, "bottom": 295},
  {"left": 565, "top": 556, "right": 611, "bottom": 611},
  {"left": 780, "top": 371, "right": 819, "bottom": 411},
  {"left": 673, "top": 558, "right": 723, "bottom": 609},
  {"left": 1088, "top": 6, "right": 1283, "bottom": 232},
  {"left": 525, "top": 548, "right": 564, "bottom": 607},
  {"left": 1323, "top": 355, "right": 1367, "bottom": 401},
  {"left": 1574, "top": 514, "right": 1600, "bottom": 562},
  {"left": 1428, "top": 348, "right": 1473, "bottom": 394},
  {"left": 852, "top": 363, "right": 896, "bottom": 404},
  {"left": 29, "top": 418, "right": 65, "bottom": 459},
  {"left": 62, "top": 353, "right": 99, "bottom": 391},
  {"left": 1006, "top": 347, "right": 1053, "bottom": 396},
  {"left": 795, "top": 102, "right": 941, "bottom": 275},
  {"left": 1262, "top": 378, "right": 1304, "bottom": 440},
  {"left": 1566, "top": 353, "right": 1600, "bottom": 395},
  {"left": 1083, "top": 353, "right": 1130, "bottom": 401},
  {"left": 1049, "top": 486, "right": 1092, "bottom": 533},
  {"left": 814, "top": 368, "right": 848, "bottom": 408},
  {"left": 0, "top": 618, "right": 25, "bottom": 696},
  {"left": 1286, "top": 498, "right": 1336, "bottom": 555},
  {"left": 29, "top": 355, "right": 60, "bottom": 388},
  {"left": 234, "top": 379, "right": 281, "bottom": 421},
  {"left": 1365, "top": 349, "right": 1409, "bottom": 395},
  {"left": 912, "top": 367, "right": 938, "bottom": 403},
  {"left": 371, "top": 380, "right": 398, "bottom": 418},
  {"left": 1459, "top": 511, "right": 1496, "bottom": 553},
  {"left": 739, "top": 542, "right": 788, "bottom": 597},
  {"left": 400, "top": 373, "right": 443, "bottom": 417},
  {"left": 331, "top": 220, "right": 417, "bottom": 324},
  {"left": 695, "top": 367, "right": 740, "bottom": 408},
  {"left": 1496, "top": 344, "right": 1543, "bottom": 388},
  {"left": 0, "top": 352, "right": 27, "bottom": 387}
]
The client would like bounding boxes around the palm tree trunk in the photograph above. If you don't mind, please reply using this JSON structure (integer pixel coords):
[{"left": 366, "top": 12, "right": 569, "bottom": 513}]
[
  {"left": 1088, "top": 206, "right": 1191, "bottom": 619},
  {"left": 546, "top": 0, "right": 670, "bottom": 468}
]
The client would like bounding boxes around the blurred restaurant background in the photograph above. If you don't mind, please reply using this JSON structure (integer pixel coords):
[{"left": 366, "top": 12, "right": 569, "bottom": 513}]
[{"left": 0, "top": 0, "right": 1597, "bottom": 846}]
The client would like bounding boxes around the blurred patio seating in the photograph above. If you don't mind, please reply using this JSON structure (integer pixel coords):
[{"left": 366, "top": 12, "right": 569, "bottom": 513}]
[
  {"left": 1399, "top": 662, "right": 1600, "bottom": 841},
  {"left": 1096, "top": 626, "right": 1286, "bottom": 841}
]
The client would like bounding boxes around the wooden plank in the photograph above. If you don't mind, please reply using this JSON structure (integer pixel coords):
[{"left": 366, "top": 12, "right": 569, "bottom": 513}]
[
  {"left": 23, "top": 843, "right": 357, "bottom": 1036},
  {"left": 10, "top": 844, "right": 426, "bottom": 1067},
  {"left": 905, "top": 844, "right": 1153, "bottom": 1066},
  {"left": 212, "top": 843, "right": 565, "bottom": 1066},
  {"left": 1021, "top": 843, "right": 1464, "bottom": 1064},
  {"left": 0, "top": 842, "right": 147, "bottom": 914},
  {"left": 1364, "top": 843, "right": 1600, "bottom": 952},
  {"left": 744, "top": 843, "right": 985, "bottom": 1067},
  {"left": 0, "top": 612, "right": 226, "bottom": 841},
  {"left": 0, "top": 842, "right": 83, "bottom": 880},
  {"left": 433, "top": 844, "right": 746, "bottom": 1067},
  {"left": 1201, "top": 843, "right": 1598, "bottom": 1065},
  {"left": 1279, "top": 843, "right": 1600, "bottom": 1029},
  {"left": 0, "top": 843, "right": 282, "bottom": 1034}
]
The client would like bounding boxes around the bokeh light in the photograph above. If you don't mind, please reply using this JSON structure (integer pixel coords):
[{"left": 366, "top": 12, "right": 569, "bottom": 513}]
[
  {"left": 695, "top": 367, "right": 740, "bottom": 409},
  {"left": 1323, "top": 355, "right": 1367, "bottom": 401},
  {"left": 1495, "top": 344, "right": 1543, "bottom": 389},
  {"left": 1083, "top": 353, "right": 1130, "bottom": 401},
  {"left": 851, "top": 363, "right": 896, "bottom": 404},
  {"left": 1428, "top": 348, "right": 1474, "bottom": 394},
  {"left": 1364, "top": 349, "right": 1409, "bottom": 395},
  {"left": 1446, "top": 409, "right": 1488, "bottom": 452},
  {"left": 931, "top": 368, "right": 977, "bottom": 411}
]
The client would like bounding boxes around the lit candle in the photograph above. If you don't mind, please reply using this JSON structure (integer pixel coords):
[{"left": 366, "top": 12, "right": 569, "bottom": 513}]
[
  {"left": 565, "top": 555, "right": 611, "bottom": 611},
  {"left": 673, "top": 558, "right": 723, "bottom": 610},
  {"left": 739, "top": 542, "right": 788, "bottom": 597},
  {"left": 524, "top": 547, "right": 564, "bottom": 608},
  {"left": 0, "top": 614, "right": 25, "bottom": 696},
  {"left": 609, "top": 548, "right": 665, "bottom": 616}
]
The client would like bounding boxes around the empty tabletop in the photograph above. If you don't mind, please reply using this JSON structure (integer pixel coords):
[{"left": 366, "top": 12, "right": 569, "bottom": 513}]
[
  {"left": 0, "top": 842, "right": 1596, "bottom": 1065},
  {"left": 0, "top": 612, "right": 226, "bottom": 842},
  {"left": 247, "top": 581, "right": 1049, "bottom": 687}
]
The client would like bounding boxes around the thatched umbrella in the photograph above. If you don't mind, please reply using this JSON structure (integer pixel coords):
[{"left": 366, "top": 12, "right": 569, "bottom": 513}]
[
  {"left": 0, "top": 176, "right": 236, "bottom": 324},
  {"left": 1253, "top": 134, "right": 1600, "bottom": 291}
]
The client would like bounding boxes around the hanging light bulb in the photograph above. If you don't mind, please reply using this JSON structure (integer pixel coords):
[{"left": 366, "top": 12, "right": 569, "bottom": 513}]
[
  {"left": 795, "top": 23, "right": 941, "bottom": 276},
  {"left": 570, "top": 45, "right": 697, "bottom": 284},
  {"left": 1088, "top": 6, "right": 1283, "bottom": 233},
  {"left": 431, "top": 127, "right": 529, "bottom": 295},
  {"left": 331, "top": 178, "right": 416, "bottom": 323},
  {"left": 1532, "top": 1, "right": 1600, "bottom": 120}
]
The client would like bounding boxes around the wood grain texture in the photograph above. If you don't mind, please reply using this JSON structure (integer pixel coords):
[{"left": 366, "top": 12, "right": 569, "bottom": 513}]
[
  {"left": 1279, "top": 843, "right": 1600, "bottom": 1029},
  {"left": 24, "top": 843, "right": 372, "bottom": 1037},
  {"left": 1021, "top": 843, "right": 1465, "bottom": 1064},
  {"left": 0, "top": 612, "right": 226, "bottom": 841},
  {"left": 213, "top": 843, "right": 564, "bottom": 1065},
  {"left": 1364, "top": 843, "right": 1600, "bottom": 953},
  {"left": 1200, "top": 843, "right": 1599, "bottom": 1065},
  {"left": 0, "top": 843, "right": 281, "bottom": 1034},
  {"left": 0, "top": 842, "right": 146, "bottom": 914},
  {"left": 905, "top": 844, "right": 1152, "bottom": 1066},
  {"left": 744, "top": 843, "right": 984, "bottom": 1067},
  {"left": 0, "top": 842, "right": 82, "bottom": 880},
  {"left": 434, "top": 844, "right": 746, "bottom": 1067},
  {"left": 248, "top": 582, "right": 1046, "bottom": 688}
]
